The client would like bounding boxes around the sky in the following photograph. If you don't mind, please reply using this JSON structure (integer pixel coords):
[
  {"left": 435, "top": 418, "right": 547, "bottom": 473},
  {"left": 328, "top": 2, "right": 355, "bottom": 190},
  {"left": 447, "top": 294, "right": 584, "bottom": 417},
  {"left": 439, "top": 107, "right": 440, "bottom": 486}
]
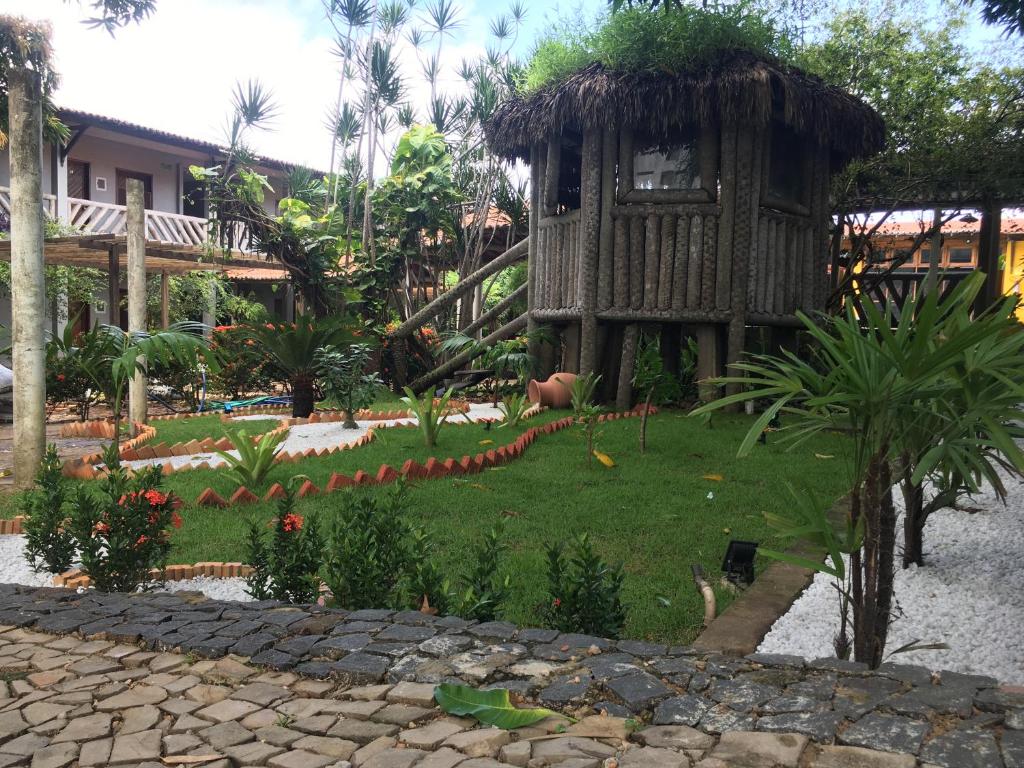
[{"left": 1, "top": 0, "right": 605, "bottom": 170}]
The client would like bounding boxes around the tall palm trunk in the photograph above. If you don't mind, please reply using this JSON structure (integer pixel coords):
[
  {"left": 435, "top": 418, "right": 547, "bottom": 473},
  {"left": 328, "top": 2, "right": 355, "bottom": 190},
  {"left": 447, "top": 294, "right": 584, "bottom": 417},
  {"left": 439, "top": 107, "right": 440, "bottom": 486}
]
[{"left": 291, "top": 374, "right": 316, "bottom": 418}]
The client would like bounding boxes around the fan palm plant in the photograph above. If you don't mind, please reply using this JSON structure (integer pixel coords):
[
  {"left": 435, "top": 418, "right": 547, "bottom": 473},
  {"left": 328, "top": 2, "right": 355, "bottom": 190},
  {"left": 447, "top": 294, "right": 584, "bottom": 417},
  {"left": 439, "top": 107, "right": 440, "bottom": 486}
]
[
  {"left": 77, "top": 322, "right": 214, "bottom": 443},
  {"left": 692, "top": 272, "right": 1024, "bottom": 667},
  {"left": 245, "top": 314, "right": 359, "bottom": 417}
]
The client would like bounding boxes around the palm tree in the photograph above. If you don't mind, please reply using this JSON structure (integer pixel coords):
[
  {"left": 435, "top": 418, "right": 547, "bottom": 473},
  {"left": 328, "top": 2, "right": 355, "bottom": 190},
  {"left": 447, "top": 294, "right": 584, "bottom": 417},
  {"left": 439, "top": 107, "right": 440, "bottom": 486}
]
[
  {"left": 79, "top": 323, "right": 214, "bottom": 444},
  {"left": 693, "top": 272, "right": 1024, "bottom": 667},
  {"left": 245, "top": 315, "right": 359, "bottom": 417}
]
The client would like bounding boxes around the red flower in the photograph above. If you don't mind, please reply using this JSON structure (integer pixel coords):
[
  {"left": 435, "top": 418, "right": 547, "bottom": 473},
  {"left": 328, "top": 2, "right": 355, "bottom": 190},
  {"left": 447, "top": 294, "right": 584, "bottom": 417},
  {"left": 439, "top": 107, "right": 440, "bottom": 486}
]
[
  {"left": 171, "top": 512, "right": 183, "bottom": 529},
  {"left": 552, "top": 598, "right": 562, "bottom": 608},
  {"left": 281, "top": 513, "right": 303, "bottom": 533},
  {"left": 93, "top": 522, "right": 110, "bottom": 536},
  {"left": 135, "top": 534, "right": 149, "bottom": 548},
  {"left": 56, "top": 373, "right": 65, "bottom": 382},
  {"left": 143, "top": 490, "right": 168, "bottom": 507}
]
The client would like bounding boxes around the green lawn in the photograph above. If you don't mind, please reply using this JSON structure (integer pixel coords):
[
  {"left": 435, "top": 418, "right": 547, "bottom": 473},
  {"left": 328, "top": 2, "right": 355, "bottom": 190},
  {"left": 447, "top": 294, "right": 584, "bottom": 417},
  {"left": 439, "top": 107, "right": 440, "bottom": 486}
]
[
  {"left": 151, "top": 414, "right": 282, "bottom": 446},
  {"left": 1, "top": 408, "right": 849, "bottom": 644}
]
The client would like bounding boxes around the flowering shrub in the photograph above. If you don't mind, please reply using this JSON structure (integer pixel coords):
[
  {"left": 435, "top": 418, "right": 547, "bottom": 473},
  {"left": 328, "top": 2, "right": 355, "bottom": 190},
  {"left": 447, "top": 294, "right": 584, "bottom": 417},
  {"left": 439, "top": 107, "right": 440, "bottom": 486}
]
[
  {"left": 244, "top": 479, "right": 322, "bottom": 604},
  {"left": 67, "top": 444, "right": 181, "bottom": 593},
  {"left": 541, "top": 533, "right": 626, "bottom": 638},
  {"left": 21, "top": 445, "right": 78, "bottom": 574},
  {"left": 208, "top": 324, "right": 276, "bottom": 399}
]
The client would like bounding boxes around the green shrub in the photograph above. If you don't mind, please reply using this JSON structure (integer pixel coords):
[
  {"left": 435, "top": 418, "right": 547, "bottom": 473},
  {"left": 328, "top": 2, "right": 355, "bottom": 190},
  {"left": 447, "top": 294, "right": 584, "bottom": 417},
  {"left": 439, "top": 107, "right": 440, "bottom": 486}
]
[
  {"left": 66, "top": 444, "right": 181, "bottom": 593},
  {"left": 244, "top": 481, "right": 322, "bottom": 604},
  {"left": 209, "top": 324, "right": 276, "bottom": 400},
  {"left": 456, "top": 523, "right": 511, "bottom": 622},
  {"left": 21, "top": 445, "right": 77, "bottom": 574},
  {"left": 148, "top": 350, "right": 204, "bottom": 413},
  {"left": 214, "top": 427, "right": 288, "bottom": 489},
  {"left": 316, "top": 343, "right": 383, "bottom": 427},
  {"left": 567, "top": 372, "right": 601, "bottom": 418},
  {"left": 522, "top": 6, "right": 795, "bottom": 93},
  {"left": 542, "top": 533, "right": 626, "bottom": 637},
  {"left": 322, "top": 484, "right": 417, "bottom": 610}
]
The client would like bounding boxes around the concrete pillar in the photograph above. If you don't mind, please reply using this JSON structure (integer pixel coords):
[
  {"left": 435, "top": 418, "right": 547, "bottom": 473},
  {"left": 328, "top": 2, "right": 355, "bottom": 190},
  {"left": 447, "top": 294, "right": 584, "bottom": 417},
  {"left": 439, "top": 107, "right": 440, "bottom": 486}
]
[
  {"left": 50, "top": 144, "right": 68, "bottom": 221},
  {"left": 126, "top": 178, "right": 148, "bottom": 430},
  {"left": 107, "top": 246, "right": 120, "bottom": 327},
  {"left": 9, "top": 68, "right": 47, "bottom": 488}
]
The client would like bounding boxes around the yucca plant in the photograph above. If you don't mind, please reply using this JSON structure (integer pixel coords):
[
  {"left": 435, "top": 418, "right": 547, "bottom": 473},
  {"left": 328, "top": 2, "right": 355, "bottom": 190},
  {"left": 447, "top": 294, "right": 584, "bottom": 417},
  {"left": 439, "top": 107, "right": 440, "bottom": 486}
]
[
  {"left": 213, "top": 427, "right": 288, "bottom": 489},
  {"left": 498, "top": 392, "right": 530, "bottom": 428},
  {"left": 400, "top": 386, "right": 455, "bottom": 448},
  {"left": 693, "top": 272, "right": 1024, "bottom": 667},
  {"left": 566, "top": 372, "right": 601, "bottom": 418}
]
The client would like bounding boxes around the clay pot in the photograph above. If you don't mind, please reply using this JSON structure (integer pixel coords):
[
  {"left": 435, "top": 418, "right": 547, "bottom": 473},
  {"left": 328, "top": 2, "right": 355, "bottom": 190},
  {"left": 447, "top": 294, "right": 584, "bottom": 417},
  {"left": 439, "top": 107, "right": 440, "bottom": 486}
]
[{"left": 527, "top": 372, "right": 578, "bottom": 409}]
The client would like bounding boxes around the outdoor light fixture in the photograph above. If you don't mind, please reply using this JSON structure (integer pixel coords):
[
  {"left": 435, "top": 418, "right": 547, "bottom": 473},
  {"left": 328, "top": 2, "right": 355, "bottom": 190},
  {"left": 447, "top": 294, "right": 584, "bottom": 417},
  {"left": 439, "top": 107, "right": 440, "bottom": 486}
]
[
  {"left": 722, "top": 540, "right": 759, "bottom": 586},
  {"left": 960, "top": 212, "right": 979, "bottom": 224}
]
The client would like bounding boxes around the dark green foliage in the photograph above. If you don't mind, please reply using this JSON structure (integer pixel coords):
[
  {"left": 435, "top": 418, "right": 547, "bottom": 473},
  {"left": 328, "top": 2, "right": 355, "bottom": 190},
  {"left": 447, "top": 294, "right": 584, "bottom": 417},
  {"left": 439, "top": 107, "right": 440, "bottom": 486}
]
[
  {"left": 21, "top": 445, "right": 77, "bottom": 574},
  {"left": 523, "top": 6, "right": 794, "bottom": 93},
  {"left": 542, "top": 533, "right": 626, "bottom": 637},
  {"left": 316, "top": 343, "right": 383, "bottom": 427},
  {"left": 66, "top": 444, "right": 180, "bottom": 593},
  {"left": 406, "top": 528, "right": 452, "bottom": 615},
  {"left": 243, "top": 481, "right": 322, "bottom": 604},
  {"left": 455, "top": 523, "right": 511, "bottom": 622},
  {"left": 323, "top": 484, "right": 416, "bottom": 610},
  {"left": 148, "top": 352, "right": 203, "bottom": 413},
  {"left": 208, "top": 325, "right": 276, "bottom": 400}
]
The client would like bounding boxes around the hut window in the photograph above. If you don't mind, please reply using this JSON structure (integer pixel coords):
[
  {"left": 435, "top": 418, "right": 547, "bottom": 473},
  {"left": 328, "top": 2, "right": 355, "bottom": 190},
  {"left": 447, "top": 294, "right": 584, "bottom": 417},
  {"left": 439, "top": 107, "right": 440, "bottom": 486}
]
[
  {"left": 633, "top": 137, "right": 700, "bottom": 191},
  {"left": 766, "top": 127, "right": 808, "bottom": 205},
  {"left": 948, "top": 246, "right": 974, "bottom": 265}
]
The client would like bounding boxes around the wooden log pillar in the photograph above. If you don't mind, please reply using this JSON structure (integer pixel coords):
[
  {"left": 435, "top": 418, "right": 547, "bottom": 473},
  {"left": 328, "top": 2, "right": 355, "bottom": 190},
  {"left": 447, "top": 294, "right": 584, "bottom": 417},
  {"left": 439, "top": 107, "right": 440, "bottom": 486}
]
[
  {"left": 543, "top": 140, "right": 561, "bottom": 216},
  {"left": 977, "top": 201, "right": 1003, "bottom": 310},
  {"left": 696, "top": 324, "right": 724, "bottom": 403},
  {"left": 126, "top": 178, "right": 148, "bottom": 431},
  {"left": 616, "top": 323, "right": 639, "bottom": 411},
  {"left": 723, "top": 126, "right": 761, "bottom": 403},
  {"left": 160, "top": 270, "right": 170, "bottom": 329},
  {"left": 8, "top": 66, "right": 46, "bottom": 488},
  {"left": 660, "top": 324, "right": 681, "bottom": 381},
  {"left": 596, "top": 130, "right": 616, "bottom": 313},
  {"left": 579, "top": 130, "right": 602, "bottom": 376},
  {"left": 562, "top": 324, "right": 581, "bottom": 374},
  {"left": 527, "top": 144, "right": 543, "bottom": 369},
  {"left": 107, "top": 245, "right": 119, "bottom": 327}
]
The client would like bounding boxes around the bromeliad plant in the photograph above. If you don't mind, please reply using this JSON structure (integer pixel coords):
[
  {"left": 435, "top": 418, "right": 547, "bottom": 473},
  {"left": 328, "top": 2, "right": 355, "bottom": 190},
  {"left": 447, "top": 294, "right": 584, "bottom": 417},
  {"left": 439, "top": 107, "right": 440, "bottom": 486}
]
[
  {"left": 692, "top": 272, "right": 1024, "bottom": 667},
  {"left": 21, "top": 445, "right": 78, "bottom": 575},
  {"left": 67, "top": 443, "right": 182, "bottom": 593},
  {"left": 401, "top": 386, "right": 456, "bottom": 448},
  {"left": 498, "top": 392, "right": 530, "bottom": 428},
  {"left": 244, "top": 478, "right": 322, "bottom": 604},
  {"left": 213, "top": 427, "right": 288, "bottom": 489}
]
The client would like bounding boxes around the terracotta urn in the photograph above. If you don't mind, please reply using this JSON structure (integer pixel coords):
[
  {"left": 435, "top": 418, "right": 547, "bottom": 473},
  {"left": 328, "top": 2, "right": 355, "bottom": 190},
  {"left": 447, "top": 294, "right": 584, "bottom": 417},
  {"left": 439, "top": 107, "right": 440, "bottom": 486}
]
[{"left": 527, "top": 372, "right": 578, "bottom": 409}]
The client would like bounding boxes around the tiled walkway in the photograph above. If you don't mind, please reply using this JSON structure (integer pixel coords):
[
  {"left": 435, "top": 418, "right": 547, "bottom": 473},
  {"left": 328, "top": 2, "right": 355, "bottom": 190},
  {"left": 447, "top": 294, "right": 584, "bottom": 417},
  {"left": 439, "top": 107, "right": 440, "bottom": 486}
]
[{"left": 0, "top": 585, "right": 1021, "bottom": 767}]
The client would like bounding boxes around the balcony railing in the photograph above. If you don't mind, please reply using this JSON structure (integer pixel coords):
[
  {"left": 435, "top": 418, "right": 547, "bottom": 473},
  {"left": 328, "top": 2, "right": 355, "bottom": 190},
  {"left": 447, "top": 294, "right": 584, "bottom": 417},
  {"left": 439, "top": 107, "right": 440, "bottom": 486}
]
[
  {"left": 0, "top": 186, "right": 249, "bottom": 252},
  {"left": 0, "top": 186, "right": 56, "bottom": 220}
]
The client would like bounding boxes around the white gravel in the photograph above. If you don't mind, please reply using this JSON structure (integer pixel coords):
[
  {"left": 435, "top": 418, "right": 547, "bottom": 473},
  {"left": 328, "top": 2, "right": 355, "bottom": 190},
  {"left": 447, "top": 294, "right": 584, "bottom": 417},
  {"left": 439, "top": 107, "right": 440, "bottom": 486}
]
[
  {"left": 0, "top": 534, "right": 256, "bottom": 601},
  {"left": 0, "top": 535, "right": 60, "bottom": 588},
  {"left": 155, "top": 575, "right": 254, "bottom": 601},
  {"left": 758, "top": 466, "right": 1024, "bottom": 684},
  {"left": 121, "top": 403, "right": 505, "bottom": 472}
]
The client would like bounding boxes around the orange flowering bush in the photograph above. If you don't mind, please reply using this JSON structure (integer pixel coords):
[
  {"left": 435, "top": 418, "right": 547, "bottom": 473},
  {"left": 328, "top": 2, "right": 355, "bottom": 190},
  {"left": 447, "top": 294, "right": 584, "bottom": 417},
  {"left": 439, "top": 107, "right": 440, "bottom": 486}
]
[
  {"left": 68, "top": 444, "right": 181, "bottom": 593},
  {"left": 245, "top": 481, "right": 321, "bottom": 603}
]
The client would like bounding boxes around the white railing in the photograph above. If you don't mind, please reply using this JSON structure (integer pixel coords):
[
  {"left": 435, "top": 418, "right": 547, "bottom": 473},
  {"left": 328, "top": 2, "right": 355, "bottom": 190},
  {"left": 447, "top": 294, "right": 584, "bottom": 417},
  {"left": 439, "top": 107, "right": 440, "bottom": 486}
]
[
  {"left": 1, "top": 185, "right": 255, "bottom": 253},
  {"left": 0, "top": 186, "right": 57, "bottom": 220}
]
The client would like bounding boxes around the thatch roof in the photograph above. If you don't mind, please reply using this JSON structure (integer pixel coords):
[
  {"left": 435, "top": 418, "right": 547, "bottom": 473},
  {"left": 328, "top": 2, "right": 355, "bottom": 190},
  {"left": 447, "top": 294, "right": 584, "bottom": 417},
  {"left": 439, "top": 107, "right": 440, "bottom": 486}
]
[{"left": 485, "top": 54, "right": 885, "bottom": 162}]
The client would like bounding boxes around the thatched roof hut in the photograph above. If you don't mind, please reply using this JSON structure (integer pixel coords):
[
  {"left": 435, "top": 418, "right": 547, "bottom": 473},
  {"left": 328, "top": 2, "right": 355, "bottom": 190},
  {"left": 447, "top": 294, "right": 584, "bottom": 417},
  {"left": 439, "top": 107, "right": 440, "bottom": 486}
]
[
  {"left": 490, "top": 52, "right": 883, "bottom": 409},
  {"left": 485, "top": 54, "right": 884, "bottom": 164}
]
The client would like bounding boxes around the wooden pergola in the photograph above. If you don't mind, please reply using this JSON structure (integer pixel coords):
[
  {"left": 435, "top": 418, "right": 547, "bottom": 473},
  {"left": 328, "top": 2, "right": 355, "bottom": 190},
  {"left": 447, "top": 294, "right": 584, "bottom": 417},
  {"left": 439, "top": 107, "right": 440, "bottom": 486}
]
[{"left": 0, "top": 234, "right": 277, "bottom": 327}]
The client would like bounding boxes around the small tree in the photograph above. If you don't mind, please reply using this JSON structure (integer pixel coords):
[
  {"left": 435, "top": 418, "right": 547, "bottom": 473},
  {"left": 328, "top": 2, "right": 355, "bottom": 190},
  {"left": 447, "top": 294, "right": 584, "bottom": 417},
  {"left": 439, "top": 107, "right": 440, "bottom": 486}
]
[
  {"left": 693, "top": 273, "right": 1024, "bottom": 667},
  {"left": 316, "top": 343, "right": 382, "bottom": 427},
  {"left": 21, "top": 445, "right": 77, "bottom": 574},
  {"left": 632, "top": 336, "right": 681, "bottom": 453}
]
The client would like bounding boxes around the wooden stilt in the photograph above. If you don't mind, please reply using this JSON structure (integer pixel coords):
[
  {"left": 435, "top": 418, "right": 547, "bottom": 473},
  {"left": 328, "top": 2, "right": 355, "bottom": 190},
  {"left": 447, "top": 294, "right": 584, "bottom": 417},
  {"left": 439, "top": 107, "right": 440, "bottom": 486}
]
[
  {"left": 696, "top": 324, "right": 723, "bottom": 403},
  {"left": 616, "top": 323, "right": 640, "bottom": 411}
]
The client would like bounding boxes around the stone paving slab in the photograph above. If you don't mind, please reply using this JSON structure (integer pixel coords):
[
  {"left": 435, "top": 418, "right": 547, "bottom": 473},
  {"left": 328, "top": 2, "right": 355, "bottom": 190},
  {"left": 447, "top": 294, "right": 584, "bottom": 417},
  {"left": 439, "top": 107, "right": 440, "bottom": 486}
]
[{"left": 0, "top": 584, "right": 1020, "bottom": 767}]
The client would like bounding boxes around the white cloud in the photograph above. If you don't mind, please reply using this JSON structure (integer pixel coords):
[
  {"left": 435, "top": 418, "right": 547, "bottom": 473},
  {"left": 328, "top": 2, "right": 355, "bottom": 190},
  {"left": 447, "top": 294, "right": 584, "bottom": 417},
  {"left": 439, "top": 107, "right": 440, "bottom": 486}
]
[{"left": 3, "top": 0, "right": 505, "bottom": 172}]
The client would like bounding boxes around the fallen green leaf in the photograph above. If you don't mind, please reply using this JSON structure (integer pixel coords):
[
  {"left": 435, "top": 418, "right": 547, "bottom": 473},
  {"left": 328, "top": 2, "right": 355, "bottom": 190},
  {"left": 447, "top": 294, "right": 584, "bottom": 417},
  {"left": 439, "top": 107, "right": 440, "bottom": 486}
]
[{"left": 433, "top": 684, "right": 565, "bottom": 729}]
